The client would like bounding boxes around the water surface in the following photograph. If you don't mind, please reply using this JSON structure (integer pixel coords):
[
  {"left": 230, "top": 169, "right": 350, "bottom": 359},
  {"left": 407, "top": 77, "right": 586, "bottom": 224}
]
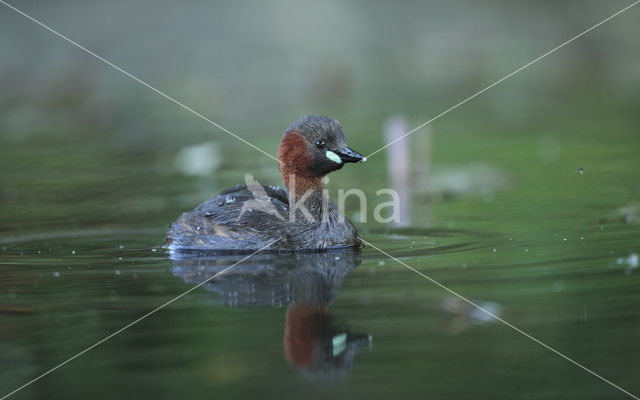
[{"left": 1, "top": 3, "right": 639, "bottom": 395}]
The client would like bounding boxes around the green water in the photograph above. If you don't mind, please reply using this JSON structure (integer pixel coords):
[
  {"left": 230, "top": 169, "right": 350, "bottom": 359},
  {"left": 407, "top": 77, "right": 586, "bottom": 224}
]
[
  {"left": 1, "top": 99, "right": 639, "bottom": 399},
  {"left": 1, "top": 1, "right": 640, "bottom": 397}
]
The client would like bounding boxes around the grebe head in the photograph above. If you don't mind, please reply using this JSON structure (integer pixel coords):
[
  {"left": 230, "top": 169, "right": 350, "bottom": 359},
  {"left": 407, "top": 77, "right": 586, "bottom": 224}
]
[{"left": 277, "top": 116, "right": 366, "bottom": 188}]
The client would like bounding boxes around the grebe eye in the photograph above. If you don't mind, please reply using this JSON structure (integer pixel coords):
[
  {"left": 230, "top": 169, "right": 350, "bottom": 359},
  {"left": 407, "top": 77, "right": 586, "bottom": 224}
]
[{"left": 315, "top": 140, "right": 326, "bottom": 149}]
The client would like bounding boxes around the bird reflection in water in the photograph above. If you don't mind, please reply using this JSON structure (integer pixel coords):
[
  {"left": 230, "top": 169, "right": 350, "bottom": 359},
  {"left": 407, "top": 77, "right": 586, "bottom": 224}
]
[{"left": 169, "top": 250, "right": 372, "bottom": 378}]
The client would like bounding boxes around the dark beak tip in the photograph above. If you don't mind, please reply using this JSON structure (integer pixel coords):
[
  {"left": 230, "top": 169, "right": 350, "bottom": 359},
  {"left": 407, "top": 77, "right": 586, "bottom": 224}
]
[{"left": 337, "top": 146, "right": 367, "bottom": 163}]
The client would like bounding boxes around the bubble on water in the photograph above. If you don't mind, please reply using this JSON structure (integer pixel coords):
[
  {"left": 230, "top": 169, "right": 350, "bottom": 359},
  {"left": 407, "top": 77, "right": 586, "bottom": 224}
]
[
  {"left": 53, "top": 271, "right": 60, "bottom": 278},
  {"left": 117, "top": 257, "right": 123, "bottom": 261},
  {"left": 563, "top": 238, "right": 567, "bottom": 242},
  {"left": 524, "top": 248, "right": 529, "bottom": 252},
  {"left": 492, "top": 248, "right": 497, "bottom": 253},
  {"left": 115, "top": 270, "right": 121, "bottom": 275},
  {"left": 378, "top": 261, "right": 385, "bottom": 266},
  {"left": 334, "top": 256, "right": 340, "bottom": 260},
  {"left": 174, "top": 141, "right": 221, "bottom": 176},
  {"left": 620, "top": 253, "right": 639, "bottom": 275},
  {"left": 71, "top": 250, "right": 76, "bottom": 255},
  {"left": 119, "top": 245, "right": 124, "bottom": 249},
  {"left": 151, "top": 248, "right": 157, "bottom": 252},
  {"left": 469, "top": 301, "right": 502, "bottom": 323}
]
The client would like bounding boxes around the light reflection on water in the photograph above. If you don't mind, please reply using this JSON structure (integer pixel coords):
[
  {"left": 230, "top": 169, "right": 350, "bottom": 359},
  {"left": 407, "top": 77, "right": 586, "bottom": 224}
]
[
  {"left": 170, "top": 251, "right": 371, "bottom": 378},
  {"left": 1, "top": 0, "right": 639, "bottom": 396},
  {"left": 1, "top": 223, "right": 638, "bottom": 399}
]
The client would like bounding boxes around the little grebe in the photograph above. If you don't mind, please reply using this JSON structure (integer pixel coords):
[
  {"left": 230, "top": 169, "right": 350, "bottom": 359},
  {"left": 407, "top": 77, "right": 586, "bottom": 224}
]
[{"left": 164, "top": 116, "right": 366, "bottom": 252}]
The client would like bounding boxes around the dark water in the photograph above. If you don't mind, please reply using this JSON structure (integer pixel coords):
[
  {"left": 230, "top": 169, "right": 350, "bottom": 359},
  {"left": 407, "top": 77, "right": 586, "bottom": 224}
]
[
  {"left": 1, "top": 1, "right": 640, "bottom": 397},
  {"left": 1, "top": 202, "right": 639, "bottom": 399},
  {"left": 2, "top": 110, "right": 640, "bottom": 399}
]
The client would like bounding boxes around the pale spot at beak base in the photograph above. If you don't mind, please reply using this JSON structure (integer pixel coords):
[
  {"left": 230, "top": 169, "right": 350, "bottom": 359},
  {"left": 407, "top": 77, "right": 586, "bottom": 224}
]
[{"left": 326, "top": 150, "right": 343, "bottom": 164}]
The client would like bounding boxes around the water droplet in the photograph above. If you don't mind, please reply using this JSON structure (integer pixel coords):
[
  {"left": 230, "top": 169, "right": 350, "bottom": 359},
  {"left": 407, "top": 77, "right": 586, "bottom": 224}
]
[
  {"left": 119, "top": 245, "right": 124, "bottom": 249},
  {"left": 492, "top": 248, "right": 497, "bottom": 253},
  {"left": 53, "top": 272, "right": 60, "bottom": 278},
  {"left": 71, "top": 250, "right": 76, "bottom": 255}
]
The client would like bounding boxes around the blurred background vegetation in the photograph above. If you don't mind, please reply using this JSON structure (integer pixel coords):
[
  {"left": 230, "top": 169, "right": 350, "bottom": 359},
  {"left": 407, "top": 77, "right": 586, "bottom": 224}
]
[
  {"left": 1, "top": 0, "right": 639, "bottom": 237},
  {"left": 1, "top": 2, "right": 640, "bottom": 399}
]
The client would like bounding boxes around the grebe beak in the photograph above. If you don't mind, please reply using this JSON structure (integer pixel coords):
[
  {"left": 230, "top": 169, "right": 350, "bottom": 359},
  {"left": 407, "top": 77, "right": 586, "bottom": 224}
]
[{"left": 334, "top": 146, "right": 366, "bottom": 163}]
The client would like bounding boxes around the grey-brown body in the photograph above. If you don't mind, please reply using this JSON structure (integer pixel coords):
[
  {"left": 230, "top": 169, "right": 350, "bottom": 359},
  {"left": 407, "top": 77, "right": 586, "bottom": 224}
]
[
  {"left": 164, "top": 184, "right": 360, "bottom": 252},
  {"left": 164, "top": 116, "right": 365, "bottom": 252}
]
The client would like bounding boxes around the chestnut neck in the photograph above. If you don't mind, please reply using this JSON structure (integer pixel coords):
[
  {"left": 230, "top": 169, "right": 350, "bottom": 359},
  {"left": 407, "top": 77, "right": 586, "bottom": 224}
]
[
  {"left": 284, "top": 303, "right": 330, "bottom": 367},
  {"left": 278, "top": 132, "right": 325, "bottom": 198}
]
